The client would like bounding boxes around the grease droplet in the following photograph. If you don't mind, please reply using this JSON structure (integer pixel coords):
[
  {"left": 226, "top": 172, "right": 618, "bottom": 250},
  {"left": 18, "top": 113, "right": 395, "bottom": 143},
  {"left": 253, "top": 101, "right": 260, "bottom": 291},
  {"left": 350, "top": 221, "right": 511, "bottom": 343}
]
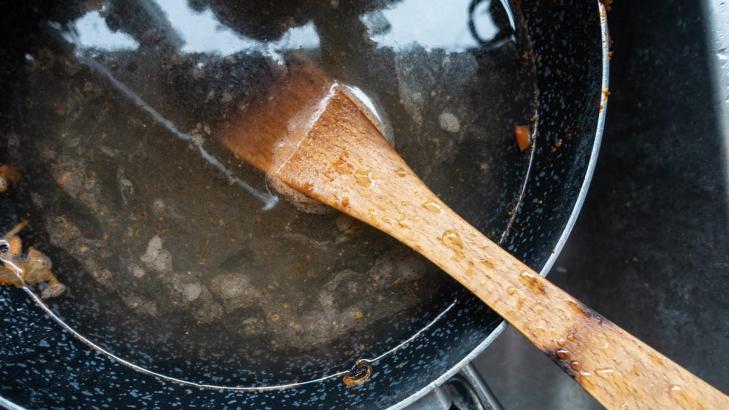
[
  {"left": 595, "top": 367, "right": 614, "bottom": 376},
  {"left": 464, "top": 261, "right": 474, "bottom": 278},
  {"left": 332, "top": 158, "right": 352, "bottom": 174},
  {"left": 422, "top": 201, "right": 442, "bottom": 213},
  {"left": 396, "top": 168, "right": 407, "bottom": 177},
  {"left": 533, "top": 319, "right": 547, "bottom": 333},
  {"left": 479, "top": 256, "right": 495, "bottom": 269},
  {"left": 354, "top": 168, "right": 374, "bottom": 187},
  {"left": 669, "top": 384, "right": 682, "bottom": 394},
  {"left": 555, "top": 348, "right": 571, "bottom": 360},
  {"left": 506, "top": 286, "right": 517, "bottom": 295},
  {"left": 556, "top": 338, "right": 567, "bottom": 347},
  {"left": 567, "top": 329, "right": 577, "bottom": 342},
  {"left": 569, "top": 360, "right": 581, "bottom": 370},
  {"left": 519, "top": 270, "right": 545, "bottom": 294},
  {"left": 520, "top": 271, "right": 536, "bottom": 279},
  {"left": 441, "top": 230, "right": 464, "bottom": 260},
  {"left": 579, "top": 370, "right": 592, "bottom": 377}
]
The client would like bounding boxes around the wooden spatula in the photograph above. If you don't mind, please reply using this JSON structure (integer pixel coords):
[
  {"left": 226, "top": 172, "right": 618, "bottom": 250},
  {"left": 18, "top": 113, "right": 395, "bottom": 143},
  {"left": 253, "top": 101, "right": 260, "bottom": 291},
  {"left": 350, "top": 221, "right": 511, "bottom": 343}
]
[{"left": 218, "top": 57, "right": 729, "bottom": 409}]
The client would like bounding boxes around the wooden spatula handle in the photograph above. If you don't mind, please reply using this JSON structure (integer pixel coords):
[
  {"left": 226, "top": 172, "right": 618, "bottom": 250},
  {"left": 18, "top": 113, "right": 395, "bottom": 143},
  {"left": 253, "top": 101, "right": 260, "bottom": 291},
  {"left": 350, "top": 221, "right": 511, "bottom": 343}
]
[
  {"left": 408, "top": 207, "right": 727, "bottom": 410},
  {"left": 259, "top": 87, "right": 729, "bottom": 409},
  {"left": 345, "top": 182, "right": 726, "bottom": 409}
]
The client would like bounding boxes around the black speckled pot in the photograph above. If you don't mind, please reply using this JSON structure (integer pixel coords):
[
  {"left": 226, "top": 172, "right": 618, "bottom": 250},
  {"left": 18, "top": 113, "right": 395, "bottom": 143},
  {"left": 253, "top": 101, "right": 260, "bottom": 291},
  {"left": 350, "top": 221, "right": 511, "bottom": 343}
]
[{"left": 0, "top": 0, "right": 608, "bottom": 408}]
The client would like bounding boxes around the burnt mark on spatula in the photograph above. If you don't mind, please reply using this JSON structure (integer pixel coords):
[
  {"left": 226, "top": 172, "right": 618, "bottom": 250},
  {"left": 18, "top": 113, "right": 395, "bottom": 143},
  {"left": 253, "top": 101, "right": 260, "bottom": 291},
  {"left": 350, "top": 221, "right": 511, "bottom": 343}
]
[{"left": 565, "top": 299, "right": 607, "bottom": 325}]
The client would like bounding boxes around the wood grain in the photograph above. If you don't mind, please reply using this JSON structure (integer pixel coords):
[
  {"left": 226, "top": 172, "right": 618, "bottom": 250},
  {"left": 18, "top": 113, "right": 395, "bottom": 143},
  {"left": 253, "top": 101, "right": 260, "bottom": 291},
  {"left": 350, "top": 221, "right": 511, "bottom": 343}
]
[{"left": 219, "top": 62, "right": 729, "bottom": 408}]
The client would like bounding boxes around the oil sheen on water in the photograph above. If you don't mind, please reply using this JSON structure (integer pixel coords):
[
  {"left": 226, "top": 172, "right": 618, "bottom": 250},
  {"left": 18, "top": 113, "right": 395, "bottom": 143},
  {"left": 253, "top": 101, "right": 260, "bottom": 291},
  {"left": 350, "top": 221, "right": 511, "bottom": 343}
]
[{"left": 3, "top": 0, "right": 537, "bottom": 385}]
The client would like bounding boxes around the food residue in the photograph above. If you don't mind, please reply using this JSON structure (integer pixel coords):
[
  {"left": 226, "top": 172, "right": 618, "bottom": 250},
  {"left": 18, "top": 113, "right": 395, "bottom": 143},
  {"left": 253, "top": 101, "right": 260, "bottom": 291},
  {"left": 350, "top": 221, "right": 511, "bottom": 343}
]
[
  {"left": 342, "top": 359, "right": 373, "bottom": 387},
  {"left": 0, "top": 165, "right": 19, "bottom": 193},
  {"left": 0, "top": 221, "right": 66, "bottom": 299},
  {"left": 514, "top": 125, "right": 531, "bottom": 152}
]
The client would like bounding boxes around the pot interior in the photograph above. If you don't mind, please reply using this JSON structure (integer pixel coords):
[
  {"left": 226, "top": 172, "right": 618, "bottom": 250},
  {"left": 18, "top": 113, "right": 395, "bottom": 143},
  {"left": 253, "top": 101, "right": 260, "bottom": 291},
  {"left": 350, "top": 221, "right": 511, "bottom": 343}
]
[
  {"left": 2, "top": 0, "right": 537, "bottom": 385},
  {"left": 0, "top": 0, "right": 605, "bottom": 407}
]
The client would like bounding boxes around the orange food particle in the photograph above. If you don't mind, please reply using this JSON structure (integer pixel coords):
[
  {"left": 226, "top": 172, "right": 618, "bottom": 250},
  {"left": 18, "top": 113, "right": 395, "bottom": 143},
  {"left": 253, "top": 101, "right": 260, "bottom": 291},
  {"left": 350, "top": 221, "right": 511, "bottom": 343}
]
[
  {"left": 515, "top": 125, "right": 531, "bottom": 152},
  {"left": 0, "top": 165, "right": 19, "bottom": 181},
  {"left": 57, "top": 171, "right": 73, "bottom": 187}
]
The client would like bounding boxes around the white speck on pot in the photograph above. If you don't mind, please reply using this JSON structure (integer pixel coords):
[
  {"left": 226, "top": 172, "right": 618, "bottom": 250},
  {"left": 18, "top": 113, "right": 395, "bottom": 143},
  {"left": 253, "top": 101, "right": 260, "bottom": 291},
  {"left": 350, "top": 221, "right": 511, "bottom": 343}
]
[
  {"left": 194, "top": 301, "right": 223, "bottom": 322},
  {"left": 221, "top": 91, "right": 233, "bottom": 104},
  {"left": 140, "top": 235, "right": 173, "bottom": 273},
  {"left": 209, "top": 273, "right": 260, "bottom": 311},
  {"left": 182, "top": 283, "right": 202, "bottom": 301},
  {"left": 99, "top": 145, "right": 117, "bottom": 157},
  {"left": 190, "top": 132, "right": 204, "bottom": 147},
  {"left": 118, "top": 175, "right": 133, "bottom": 205},
  {"left": 439, "top": 112, "right": 461, "bottom": 133},
  {"left": 151, "top": 198, "right": 165, "bottom": 214},
  {"left": 130, "top": 264, "right": 146, "bottom": 278},
  {"left": 318, "top": 291, "right": 334, "bottom": 307}
]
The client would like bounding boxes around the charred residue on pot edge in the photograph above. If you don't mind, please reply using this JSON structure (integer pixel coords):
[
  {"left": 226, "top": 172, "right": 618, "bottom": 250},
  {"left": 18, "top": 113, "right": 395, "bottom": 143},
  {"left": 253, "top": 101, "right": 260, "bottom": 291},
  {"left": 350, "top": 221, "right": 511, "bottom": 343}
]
[{"left": 342, "top": 359, "right": 373, "bottom": 388}]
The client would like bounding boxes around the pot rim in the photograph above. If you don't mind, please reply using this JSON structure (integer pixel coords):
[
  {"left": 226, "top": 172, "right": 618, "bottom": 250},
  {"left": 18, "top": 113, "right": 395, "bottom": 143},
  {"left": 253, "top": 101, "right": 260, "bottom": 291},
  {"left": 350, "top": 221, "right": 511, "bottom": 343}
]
[{"left": 0, "top": 1, "right": 610, "bottom": 408}]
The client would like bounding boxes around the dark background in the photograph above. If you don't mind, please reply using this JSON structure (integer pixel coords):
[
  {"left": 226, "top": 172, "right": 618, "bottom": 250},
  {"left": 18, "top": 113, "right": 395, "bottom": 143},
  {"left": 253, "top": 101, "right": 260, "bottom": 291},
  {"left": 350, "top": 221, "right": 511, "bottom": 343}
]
[{"left": 474, "top": 0, "right": 729, "bottom": 408}]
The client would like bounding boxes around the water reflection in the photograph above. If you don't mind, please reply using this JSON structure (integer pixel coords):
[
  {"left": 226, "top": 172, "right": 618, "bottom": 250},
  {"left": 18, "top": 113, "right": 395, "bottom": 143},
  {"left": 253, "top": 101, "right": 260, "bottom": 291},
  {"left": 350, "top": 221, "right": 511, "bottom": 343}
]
[
  {"left": 362, "top": 0, "right": 515, "bottom": 52},
  {"left": 471, "top": 0, "right": 516, "bottom": 43},
  {"left": 78, "top": 56, "right": 279, "bottom": 209},
  {"left": 365, "top": 0, "right": 477, "bottom": 51},
  {"left": 66, "top": 0, "right": 320, "bottom": 60},
  {"left": 59, "top": 1, "right": 283, "bottom": 209},
  {"left": 66, "top": 0, "right": 511, "bottom": 56},
  {"left": 66, "top": 11, "right": 139, "bottom": 51},
  {"left": 153, "top": 0, "right": 319, "bottom": 57},
  {"left": 364, "top": 0, "right": 507, "bottom": 52}
]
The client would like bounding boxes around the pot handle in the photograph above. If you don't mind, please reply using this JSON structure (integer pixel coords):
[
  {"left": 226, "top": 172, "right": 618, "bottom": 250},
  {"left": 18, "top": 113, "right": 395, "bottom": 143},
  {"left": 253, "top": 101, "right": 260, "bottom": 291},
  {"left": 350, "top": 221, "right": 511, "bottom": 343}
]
[
  {"left": 417, "top": 363, "right": 503, "bottom": 410},
  {"left": 454, "top": 363, "right": 504, "bottom": 410}
]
